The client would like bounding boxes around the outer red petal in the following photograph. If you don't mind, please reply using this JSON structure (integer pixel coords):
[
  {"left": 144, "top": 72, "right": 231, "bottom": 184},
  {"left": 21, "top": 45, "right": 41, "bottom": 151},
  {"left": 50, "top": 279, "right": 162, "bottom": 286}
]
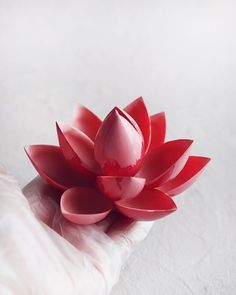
[
  {"left": 96, "top": 176, "right": 146, "bottom": 201},
  {"left": 61, "top": 187, "right": 113, "bottom": 224},
  {"left": 148, "top": 112, "right": 166, "bottom": 152},
  {"left": 56, "top": 122, "right": 100, "bottom": 177},
  {"left": 25, "top": 145, "right": 93, "bottom": 190},
  {"left": 71, "top": 103, "right": 102, "bottom": 141},
  {"left": 116, "top": 189, "right": 177, "bottom": 221},
  {"left": 124, "top": 97, "right": 151, "bottom": 152},
  {"left": 137, "top": 139, "right": 193, "bottom": 188},
  {"left": 158, "top": 156, "right": 211, "bottom": 196},
  {"left": 94, "top": 107, "right": 145, "bottom": 176}
]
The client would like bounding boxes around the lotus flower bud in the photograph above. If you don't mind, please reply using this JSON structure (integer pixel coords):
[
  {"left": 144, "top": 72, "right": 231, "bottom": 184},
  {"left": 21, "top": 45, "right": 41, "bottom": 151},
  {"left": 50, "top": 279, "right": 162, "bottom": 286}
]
[{"left": 94, "top": 107, "right": 145, "bottom": 176}]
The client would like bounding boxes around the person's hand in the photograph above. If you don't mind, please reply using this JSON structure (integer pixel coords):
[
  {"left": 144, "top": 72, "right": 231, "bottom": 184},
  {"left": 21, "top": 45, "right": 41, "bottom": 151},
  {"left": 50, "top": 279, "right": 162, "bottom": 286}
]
[{"left": 0, "top": 167, "right": 153, "bottom": 295}]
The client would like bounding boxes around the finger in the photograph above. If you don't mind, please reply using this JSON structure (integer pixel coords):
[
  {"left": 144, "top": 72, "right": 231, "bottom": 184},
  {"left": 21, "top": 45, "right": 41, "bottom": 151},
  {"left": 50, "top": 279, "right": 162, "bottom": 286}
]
[{"left": 107, "top": 215, "right": 154, "bottom": 263}]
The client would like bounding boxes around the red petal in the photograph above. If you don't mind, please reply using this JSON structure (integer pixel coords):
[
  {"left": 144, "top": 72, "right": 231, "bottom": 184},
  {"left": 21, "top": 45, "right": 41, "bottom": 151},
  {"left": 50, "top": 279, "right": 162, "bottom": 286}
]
[
  {"left": 56, "top": 123, "right": 100, "bottom": 177},
  {"left": 116, "top": 189, "right": 176, "bottom": 221},
  {"left": 148, "top": 112, "right": 166, "bottom": 152},
  {"left": 137, "top": 139, "right": 193, "bottom": 188},
  {"left": 124, "top": 97, "right": 151, "bottom": 151},
  {"left": 94, "top": 107, "right": 145, "bottom": 176},
  {"left": 158, "top": 156, "right": 211, "bottom": 196},
  {"left": 25, "top": 145, "right": 93, "bottom": 190},
  {"left": 96, "top": 176, "right": 146, "bottom": 201},
  {"left": 71, "top": 104, "right": 102, "bottom": 141},
  {"left": 61, "top": 187, "right": 113, "bottom": 224}
]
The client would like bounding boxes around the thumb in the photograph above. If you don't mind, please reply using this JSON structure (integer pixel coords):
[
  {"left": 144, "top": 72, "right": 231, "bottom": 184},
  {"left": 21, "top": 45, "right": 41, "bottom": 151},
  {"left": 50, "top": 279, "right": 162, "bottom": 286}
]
[{"left": 107, "top": 216, "right": 154, "bottom": 263}]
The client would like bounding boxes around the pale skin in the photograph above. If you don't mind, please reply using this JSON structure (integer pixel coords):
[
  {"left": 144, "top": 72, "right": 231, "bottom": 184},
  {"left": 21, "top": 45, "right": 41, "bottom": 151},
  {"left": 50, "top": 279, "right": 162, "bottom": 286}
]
[{"left": 0, "top": 166, "right": 153, "bottom": 295}]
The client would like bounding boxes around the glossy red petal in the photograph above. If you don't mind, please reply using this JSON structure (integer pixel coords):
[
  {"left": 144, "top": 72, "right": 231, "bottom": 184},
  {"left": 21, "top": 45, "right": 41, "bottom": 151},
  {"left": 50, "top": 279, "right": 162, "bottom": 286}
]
[
  {"left": 25, "top": 145, "right": 93, "bottom": 190},
  {"left": 96, "top": 176, "right": 146, "bottom": 201},
  {"left": 158, "top": 156, "right": 211, "bottom": 196},
  {"left": 61, "top": 187, "right": 113, "bottom": 224},
  {"left": 94, "top": 107, "right": 145, "bottom": 176},
  {"left": 137, "top": 139, "right": 193, "bottom": 188},
  {"left": 71, "top": 103, "right": 102, "bottom": 141},
  {"left": 148, "top": 112, "right": 166, "bottom": 152},
  {"left": 56, "top": 123, "right": 100, "bottom": 177},
  {"left": 116, "top": 189, "right": 177, "bottom": 221},
  {"left": 124, "top": 97, "right": 151, "bottom": 151}
]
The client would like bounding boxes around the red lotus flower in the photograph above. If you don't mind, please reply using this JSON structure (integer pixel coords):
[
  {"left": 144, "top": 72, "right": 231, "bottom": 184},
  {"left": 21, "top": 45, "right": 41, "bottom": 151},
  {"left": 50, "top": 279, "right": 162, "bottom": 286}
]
[{"left": 25, "top": 97, "right": 210, "bottom": 224}]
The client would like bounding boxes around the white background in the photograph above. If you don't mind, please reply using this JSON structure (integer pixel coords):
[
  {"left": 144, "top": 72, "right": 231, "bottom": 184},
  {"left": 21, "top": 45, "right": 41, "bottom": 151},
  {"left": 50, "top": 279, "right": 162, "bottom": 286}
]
[{"left": 0, "top": 1, "right": 235, "bottom": 294}]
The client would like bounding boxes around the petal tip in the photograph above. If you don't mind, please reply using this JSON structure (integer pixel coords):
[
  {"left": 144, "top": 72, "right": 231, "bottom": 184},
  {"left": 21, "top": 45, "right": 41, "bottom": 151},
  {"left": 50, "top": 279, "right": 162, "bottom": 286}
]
[
  {"left": 184, "top": 139, "right": 194, "bottom": 145},
  {"left": 133, "top": 96, "right": 145, "bottom": 104},
  {"left": 177, "top": 138, "right": 194, "bottom": 149},
  {"left": 204, "top": 157, "right": 211, "bottom": 163}
]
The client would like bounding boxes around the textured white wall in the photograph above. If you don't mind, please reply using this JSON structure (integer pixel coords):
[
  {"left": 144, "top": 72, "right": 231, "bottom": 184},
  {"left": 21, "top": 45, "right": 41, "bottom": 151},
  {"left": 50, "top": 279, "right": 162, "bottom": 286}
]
[{"left": 0, "top": 1, "right": 235, "bottom": 294}]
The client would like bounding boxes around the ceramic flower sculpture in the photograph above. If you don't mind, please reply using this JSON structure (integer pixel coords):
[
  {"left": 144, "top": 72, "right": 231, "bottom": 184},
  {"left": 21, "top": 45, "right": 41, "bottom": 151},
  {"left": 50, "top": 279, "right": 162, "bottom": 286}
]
[{"left": 25, "top": 97, "right": 210, "bottom": 224}]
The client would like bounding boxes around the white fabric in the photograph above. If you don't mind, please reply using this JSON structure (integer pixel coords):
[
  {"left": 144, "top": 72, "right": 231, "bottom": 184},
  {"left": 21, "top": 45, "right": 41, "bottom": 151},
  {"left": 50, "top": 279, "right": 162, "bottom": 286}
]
[{"left": 0, "top": 169, "right": 153, "bottom": 295}]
